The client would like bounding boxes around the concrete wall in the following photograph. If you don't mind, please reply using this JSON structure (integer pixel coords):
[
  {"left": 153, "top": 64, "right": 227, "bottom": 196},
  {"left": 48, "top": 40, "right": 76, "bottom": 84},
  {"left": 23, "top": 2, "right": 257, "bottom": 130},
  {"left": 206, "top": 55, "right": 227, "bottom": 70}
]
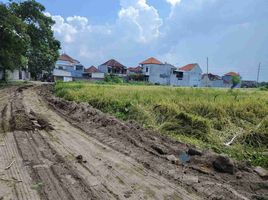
[
  {"left": 63, "top": 77, "right": 73, "bottom": 82},
  {"left": 200, "top": 77, "right": 224, "bottom": 87},
  {"left": 4, "top": 70, "right": 30, "bottom": 80},
  {"left": 141, "top": 63, "right": 175, "bottom": 85},
  {"left": 92, "top": 72, "right": 105, "bottom": 79}
]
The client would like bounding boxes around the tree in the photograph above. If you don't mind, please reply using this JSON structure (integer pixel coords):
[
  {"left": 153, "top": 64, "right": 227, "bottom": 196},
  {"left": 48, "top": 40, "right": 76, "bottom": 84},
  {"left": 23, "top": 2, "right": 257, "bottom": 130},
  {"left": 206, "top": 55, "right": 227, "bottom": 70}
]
[
  {"left": 0, "top": 3, "right": 29, "bottom": 81},
  {"left": 231, "top": 76, "right": 241, "bottom": 89},
  {"left": 10, "top": 0, "right": 60, "bottom": 80}
]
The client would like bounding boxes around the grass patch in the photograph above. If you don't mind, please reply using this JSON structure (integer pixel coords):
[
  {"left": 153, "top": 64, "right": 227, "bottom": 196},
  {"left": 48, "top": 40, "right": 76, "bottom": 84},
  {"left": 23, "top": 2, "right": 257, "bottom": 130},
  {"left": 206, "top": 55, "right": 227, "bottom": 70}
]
[{"left": 54, "top": 81, "right": 268, "bottom": 168}]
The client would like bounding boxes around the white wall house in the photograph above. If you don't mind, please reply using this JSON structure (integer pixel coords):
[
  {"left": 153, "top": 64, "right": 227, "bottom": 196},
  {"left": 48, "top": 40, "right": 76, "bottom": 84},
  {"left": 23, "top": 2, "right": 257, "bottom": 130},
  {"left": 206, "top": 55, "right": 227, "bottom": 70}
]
[
  {"left": 140, "top": 57, "right": 176, "bottom": 85},
  {"left": 140, "top": 58, "right": 203, "bottom": 87},
  {"left": 53, "top": 53, "right": 84, "bottom": 82},
  {"left": 98, "top": 59, "right": 127, "bottom": 77}
]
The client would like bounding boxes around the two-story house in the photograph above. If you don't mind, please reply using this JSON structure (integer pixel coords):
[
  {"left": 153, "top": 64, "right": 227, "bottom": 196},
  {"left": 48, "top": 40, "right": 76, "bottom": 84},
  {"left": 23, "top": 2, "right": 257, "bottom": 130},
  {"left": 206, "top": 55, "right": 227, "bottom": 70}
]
[
  {"left": 98, "top": 59, "right": 127, "bottom": 76},
  {"left": 53, "top": 53, "right": 84, "bottom": 82},
  {"left": 140, "top": 57, "right": 176, "bottom": 85}
]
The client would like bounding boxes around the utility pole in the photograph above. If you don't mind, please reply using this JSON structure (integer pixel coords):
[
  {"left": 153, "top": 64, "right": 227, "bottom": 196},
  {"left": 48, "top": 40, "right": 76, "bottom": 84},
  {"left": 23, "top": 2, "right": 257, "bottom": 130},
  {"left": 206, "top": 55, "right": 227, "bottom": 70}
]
[
  {"left": 206, "top": 57, "right": 209, "bottom": 87},
  {"left": 257, "top": 63, "right": 261, "bottom": 87}
]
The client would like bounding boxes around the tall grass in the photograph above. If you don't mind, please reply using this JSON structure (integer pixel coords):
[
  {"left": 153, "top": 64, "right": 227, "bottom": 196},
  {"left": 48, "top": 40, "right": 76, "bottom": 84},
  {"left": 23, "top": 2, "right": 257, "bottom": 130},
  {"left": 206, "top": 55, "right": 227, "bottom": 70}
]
[{"left": 55, "top": 81, "right": 268, "bottom": 167}]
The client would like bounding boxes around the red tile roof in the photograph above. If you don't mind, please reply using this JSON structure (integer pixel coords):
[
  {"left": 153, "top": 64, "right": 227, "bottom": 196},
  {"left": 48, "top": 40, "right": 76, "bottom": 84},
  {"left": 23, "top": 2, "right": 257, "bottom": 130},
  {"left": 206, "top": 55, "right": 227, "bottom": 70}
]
[
  {"left": 58, "top": 53, "right": 79, "bottom": 64},
  {"left": 101, "top": 59, "right": 126, "bottom": 69},
  {"left": 140, "top": 57, "right": 162, "bottom": 65},
  {"left": 179, "top": 63, "right": 197, "bottom": 71},
  {"left": 84, "top": 66, "right": 99, "bottom": 73},
  {"left": 128, "top": 66, "right": 142, "bottom": 72},
  {"left": 224, "top": 72, "right": 240, "bottom": 76}
]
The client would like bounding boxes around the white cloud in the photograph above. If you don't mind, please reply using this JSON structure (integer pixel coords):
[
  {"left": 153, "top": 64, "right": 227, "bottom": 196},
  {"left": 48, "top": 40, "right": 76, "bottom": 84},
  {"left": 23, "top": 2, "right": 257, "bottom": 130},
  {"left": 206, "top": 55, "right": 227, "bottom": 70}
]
[
  {"left": 51, "top": 15, "right": 78, "bottom": 43},
  {"left": 166, "top": 0, "right": 181, "bottom": 7},
  {"left": 118, "top": 0, "right": 163, "bottom": 43}
]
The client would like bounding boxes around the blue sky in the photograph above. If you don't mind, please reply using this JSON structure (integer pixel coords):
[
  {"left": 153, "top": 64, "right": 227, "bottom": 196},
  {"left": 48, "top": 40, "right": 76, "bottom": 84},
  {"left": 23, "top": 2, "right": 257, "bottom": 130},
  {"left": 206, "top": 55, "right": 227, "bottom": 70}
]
[{"left": 3, "top": 0, "right": 268, "bottom": 81}]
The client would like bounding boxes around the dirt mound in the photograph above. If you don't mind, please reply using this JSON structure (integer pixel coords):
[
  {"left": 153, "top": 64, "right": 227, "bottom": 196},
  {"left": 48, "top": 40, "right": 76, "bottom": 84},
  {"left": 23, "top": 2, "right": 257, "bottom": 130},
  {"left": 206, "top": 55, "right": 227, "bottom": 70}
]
[
  {"left": 40, "top": 84, "right": 268, "bottom": 200},
  {"left": 9, "top": 86, "right": 53, "bottom": 132}
]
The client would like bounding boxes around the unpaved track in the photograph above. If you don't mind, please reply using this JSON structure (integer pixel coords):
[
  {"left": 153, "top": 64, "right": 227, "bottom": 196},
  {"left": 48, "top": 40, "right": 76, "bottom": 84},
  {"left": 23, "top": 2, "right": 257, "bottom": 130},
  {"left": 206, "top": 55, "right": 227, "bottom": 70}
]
[{"left": 0, "top": 85, "right": 200, "bottom": 199}]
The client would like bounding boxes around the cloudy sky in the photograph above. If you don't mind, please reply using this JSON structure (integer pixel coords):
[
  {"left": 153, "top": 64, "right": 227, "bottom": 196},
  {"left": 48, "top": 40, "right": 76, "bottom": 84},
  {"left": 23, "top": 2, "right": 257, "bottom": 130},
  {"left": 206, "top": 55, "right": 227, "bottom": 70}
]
[{"left": 18, "top": 0, "right": 268, "bottom": 80}]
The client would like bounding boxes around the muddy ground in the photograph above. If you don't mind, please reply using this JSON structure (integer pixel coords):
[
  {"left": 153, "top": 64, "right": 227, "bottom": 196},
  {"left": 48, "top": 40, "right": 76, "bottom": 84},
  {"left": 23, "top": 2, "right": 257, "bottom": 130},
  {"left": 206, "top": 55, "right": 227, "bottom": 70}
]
[{"left": 0, "top": 83, "right": 267, "bottom": 200}]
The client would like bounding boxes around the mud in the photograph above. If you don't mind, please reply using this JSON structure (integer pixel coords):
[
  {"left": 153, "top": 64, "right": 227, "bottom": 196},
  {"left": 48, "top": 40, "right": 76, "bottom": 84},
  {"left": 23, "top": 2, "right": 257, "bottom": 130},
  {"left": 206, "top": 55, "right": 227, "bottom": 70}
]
[{"left": 0, "top": 83, "right": 267, "bottom": 200}]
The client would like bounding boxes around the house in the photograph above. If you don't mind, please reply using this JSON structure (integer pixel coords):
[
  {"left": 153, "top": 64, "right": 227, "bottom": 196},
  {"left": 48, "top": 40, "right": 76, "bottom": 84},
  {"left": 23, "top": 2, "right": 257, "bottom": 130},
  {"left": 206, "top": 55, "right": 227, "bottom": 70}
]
[
  {"left": 140, "top": 57, "right": 176, "bottom": 85},
  {"left": 170, "top": 63, "right": 202, "bottom": 87},
  {"left": 98, "top": 59, "right": 127, "bottom": 76},
  {"left": 201, "top": 73, "right": 223, "bottom": 87},
  {"left": 83, "top": 66, "right": 104, "bottom": 80},
  {"left": 222, "top": 72, "right": 242, "bottom": 88},
  {"left": 53, "top": 53, "right": 84, "bottom": 82}
]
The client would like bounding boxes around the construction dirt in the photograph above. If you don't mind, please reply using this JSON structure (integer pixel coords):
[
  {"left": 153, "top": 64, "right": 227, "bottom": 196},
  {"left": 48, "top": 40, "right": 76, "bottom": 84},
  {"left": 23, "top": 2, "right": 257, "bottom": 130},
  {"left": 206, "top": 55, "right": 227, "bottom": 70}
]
[{"left": 0, "top": 83, "right": 267, "bottom": 200}]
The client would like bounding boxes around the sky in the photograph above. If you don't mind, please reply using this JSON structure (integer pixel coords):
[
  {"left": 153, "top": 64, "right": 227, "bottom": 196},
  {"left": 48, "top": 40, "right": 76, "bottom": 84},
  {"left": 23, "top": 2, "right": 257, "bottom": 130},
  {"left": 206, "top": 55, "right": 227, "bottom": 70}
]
[{"left": 3, "top": 0, "right": 268, "bottom": 81}]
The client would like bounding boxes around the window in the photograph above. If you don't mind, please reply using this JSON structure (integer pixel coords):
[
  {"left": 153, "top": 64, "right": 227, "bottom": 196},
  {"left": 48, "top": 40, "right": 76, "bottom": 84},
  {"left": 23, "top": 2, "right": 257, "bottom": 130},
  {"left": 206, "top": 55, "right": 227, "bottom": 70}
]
[
  {"left": 108, "top": 68, "right": 111, "bottom": 73},
  {"left": 176, "top": 72, "right": 183, "bottom": 80},
  {"left": 146, "top": 67, "right": 149, "bottom": 73},
  {"left": 76, "top": 65, "right": 83, "bottom": 71},
  {"left": 58, "top": 66, "right": 63, "bottom": 70}
]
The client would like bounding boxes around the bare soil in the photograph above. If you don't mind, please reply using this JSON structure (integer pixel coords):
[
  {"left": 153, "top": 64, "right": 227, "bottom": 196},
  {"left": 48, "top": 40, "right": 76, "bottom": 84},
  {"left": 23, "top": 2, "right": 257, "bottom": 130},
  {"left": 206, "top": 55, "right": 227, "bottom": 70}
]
[{"left": 0, "top": 83, "right": 267, "bottom": 200}]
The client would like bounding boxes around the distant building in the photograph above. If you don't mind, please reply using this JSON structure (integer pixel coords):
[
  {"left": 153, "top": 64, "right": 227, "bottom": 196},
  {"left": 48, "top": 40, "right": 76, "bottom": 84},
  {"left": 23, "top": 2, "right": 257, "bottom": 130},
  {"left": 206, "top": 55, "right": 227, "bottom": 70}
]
[
  {"left": 201, "top": 73, "right": 223, "bottom": 87},
  {"left": 170, "top": 64, "right": 202, "bottom": 87},
  {"left": 98, "top": 59, "right": 127, "bottom": 76},
  {"left": 53, "top": 53, "right": 84, "bottom": 82},
  {"left": 140, "top": 57, "right": 176, "bottom": 85},
  {"left": 241, "top": 80, "right": 257, "bottom": 88},
  {"left": 222, "top": 72, "right": 242, "bottom": 88},
  {"left": 83, "top": 66, "right": 104, "bottom": 80}
]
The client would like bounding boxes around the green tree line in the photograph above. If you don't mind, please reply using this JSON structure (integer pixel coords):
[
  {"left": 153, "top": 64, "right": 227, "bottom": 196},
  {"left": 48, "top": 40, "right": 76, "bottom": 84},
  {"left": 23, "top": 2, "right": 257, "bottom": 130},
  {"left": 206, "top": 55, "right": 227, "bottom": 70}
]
[{"left": 0, "top": 0, "right": 60, "bottom": 81}]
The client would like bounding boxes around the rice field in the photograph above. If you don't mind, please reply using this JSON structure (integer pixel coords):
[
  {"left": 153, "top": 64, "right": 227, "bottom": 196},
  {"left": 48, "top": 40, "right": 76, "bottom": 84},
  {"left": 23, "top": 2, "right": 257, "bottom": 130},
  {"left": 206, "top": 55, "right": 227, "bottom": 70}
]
[{"left": 55, "top": 81, "right": 268, "bottom": 167}]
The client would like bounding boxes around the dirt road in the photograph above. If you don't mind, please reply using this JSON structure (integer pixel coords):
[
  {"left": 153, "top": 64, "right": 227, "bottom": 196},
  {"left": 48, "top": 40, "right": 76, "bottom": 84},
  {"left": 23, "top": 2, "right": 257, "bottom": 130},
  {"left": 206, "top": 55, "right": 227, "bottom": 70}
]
[{"left": 0, "top": 84, "right": 267, "bottom": 200}]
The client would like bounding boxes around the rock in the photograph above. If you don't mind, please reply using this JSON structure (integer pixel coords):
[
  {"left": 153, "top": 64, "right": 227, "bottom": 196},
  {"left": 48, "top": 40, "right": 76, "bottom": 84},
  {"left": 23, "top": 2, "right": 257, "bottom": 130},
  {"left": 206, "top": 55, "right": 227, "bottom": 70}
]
[
  {"left": 254, "top": 166, "right": 268, "bottom": 179},
  {"left": 188, "top": 148, "right": 202, "bottom": 156},
  {"left": 76, "top": 155, "right": 84, "bottom": 164},
  {"left": 151, "top": 144, "right": 167, "bottom": 155},
  {"left": 182, "top": 175, "right": 199, "bottom": 185},
  {"left": 124, "top": 191, "right": 132, "bottom": 198},
  {"left": 167, "top": 155, "right": 180, "bottom": 165},
  {"left": 213, "top": 155, "right": 235, "bottom": 174},
  {"left": 191, "top": 165, "right": 212, "bottom": 175},
  {"left": 236, "top": 172, "right": 242, "bottom": 179}
]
